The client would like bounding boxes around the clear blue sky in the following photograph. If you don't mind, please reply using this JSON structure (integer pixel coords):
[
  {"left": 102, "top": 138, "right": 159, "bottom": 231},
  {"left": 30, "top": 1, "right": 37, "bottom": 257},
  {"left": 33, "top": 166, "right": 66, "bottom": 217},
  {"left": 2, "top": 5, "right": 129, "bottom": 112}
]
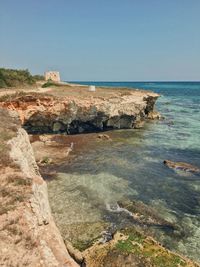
[{"left": 0, "top": 0, "right": 200, "bottom": 81}]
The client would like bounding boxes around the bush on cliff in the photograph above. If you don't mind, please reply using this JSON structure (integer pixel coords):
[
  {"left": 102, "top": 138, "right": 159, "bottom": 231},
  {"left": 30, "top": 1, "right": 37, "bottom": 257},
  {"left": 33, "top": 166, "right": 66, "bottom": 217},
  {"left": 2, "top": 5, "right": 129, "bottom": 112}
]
[
  {"left": 0, "top": 68, "right": 43, "bottom": 88},
  {"left": 33, "top": 74, "right": 44, "bottom": 81},
  {"left": 41, "top": 80, "right": 60, "bottom": 88}
]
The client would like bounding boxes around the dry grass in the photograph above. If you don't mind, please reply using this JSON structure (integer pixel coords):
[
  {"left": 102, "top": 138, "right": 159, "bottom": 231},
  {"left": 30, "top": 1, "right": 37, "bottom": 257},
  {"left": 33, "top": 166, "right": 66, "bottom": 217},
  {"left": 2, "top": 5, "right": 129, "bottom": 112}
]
[
  {"left": 0, "top": 173, "right": 32, "bottom": 215},
  {"left": 0, "top": 108, "right": 20, "bottom": 167},
  {"left": 0, "top": 106, "right": 37, "bottom": 264},
  {"left": 0, "top": 109, "right": 32, "bottom": 215},
  {"left": 0, "top": 91, "right": 54, "bottom": 102}
]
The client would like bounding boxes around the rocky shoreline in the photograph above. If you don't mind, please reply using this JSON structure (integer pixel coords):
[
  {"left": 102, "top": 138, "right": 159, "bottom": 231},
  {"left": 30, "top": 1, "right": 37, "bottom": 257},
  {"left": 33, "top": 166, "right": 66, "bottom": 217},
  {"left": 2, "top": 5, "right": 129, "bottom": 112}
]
[
  {"left": 0, "top": 85, "right": 160, "bottom": 134},
  {"left": 0, "top": 84, "right": 199, "bottom": 267}
]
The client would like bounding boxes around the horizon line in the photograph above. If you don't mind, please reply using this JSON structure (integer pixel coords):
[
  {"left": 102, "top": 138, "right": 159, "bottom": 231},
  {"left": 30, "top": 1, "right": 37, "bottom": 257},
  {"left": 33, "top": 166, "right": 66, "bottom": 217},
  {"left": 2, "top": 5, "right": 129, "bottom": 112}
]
[{"left": 68, "top": 80, "right": 200, "bottom": 83}]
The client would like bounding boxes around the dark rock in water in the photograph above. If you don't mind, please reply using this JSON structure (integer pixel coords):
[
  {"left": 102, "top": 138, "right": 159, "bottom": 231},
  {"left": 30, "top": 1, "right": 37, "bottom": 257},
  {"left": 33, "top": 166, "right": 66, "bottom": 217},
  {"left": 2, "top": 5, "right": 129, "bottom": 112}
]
[
  {"left": 117, "top": 200, "right": 176, "bottom": 232},
  {"left": 134, "top": 121, "right": 144, "bottom": 129},
  {"left": 163, "top": 101, "right": 171, "bottom": 105},
  {"left": 167, "top": 120, "right": 174, "bottom": 126},
  {"left": 163, "top": 160, "right": 200, "bottom": 174}
]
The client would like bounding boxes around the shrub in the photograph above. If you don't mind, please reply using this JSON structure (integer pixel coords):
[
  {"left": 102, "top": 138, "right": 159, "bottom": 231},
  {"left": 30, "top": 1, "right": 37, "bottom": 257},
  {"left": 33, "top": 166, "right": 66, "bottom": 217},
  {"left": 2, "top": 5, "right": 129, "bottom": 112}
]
[
  {"left": 42, "top": 80, "right": 61, "bottom": 88},
  {"left": 33, "top": 74, "right": 44, "bottom": 81},
  {"left": 0, "top": 68, "right": 43, "bottom": 88}
]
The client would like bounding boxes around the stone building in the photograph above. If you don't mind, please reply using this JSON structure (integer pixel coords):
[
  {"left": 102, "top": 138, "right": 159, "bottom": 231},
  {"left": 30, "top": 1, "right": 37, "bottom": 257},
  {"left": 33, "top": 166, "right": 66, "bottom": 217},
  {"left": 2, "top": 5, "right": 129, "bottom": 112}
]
[{"left": 45, "top": 71, "right": 60, "bottom": 82}]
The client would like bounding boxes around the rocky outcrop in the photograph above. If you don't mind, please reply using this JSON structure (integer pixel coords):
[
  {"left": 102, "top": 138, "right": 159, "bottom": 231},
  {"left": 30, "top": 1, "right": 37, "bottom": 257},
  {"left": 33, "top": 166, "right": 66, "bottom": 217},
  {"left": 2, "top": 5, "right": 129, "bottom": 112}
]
[
  {"left": 0, "top": 122, "right": 78, "bottom": 266},
  {"left": 0, "top": 90, "right": 159, "bottom": 134},
  {"left": 164, "top": 160, "right": 200, "bottom": 174},
  {"left": 83, "top": 229, "right": 199, "bottom": 267}
]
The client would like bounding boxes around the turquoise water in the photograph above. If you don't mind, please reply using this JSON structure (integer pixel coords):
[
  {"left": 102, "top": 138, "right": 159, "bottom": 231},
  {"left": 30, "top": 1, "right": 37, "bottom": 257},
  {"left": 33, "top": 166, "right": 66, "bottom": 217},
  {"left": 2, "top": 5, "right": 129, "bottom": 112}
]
[{"left": 48, "top": 82, "right": 200, "bottom": 261}]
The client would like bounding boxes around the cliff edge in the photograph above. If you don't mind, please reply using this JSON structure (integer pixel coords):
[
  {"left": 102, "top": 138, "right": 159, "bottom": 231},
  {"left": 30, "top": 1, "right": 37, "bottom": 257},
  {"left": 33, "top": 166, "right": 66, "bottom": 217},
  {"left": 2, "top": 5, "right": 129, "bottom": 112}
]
[
  {"left": 0, "top": 85, "right": 160, "bottom": 134},
  {"left": 0, "top": 109, "right": 78, "bottom": 267}
]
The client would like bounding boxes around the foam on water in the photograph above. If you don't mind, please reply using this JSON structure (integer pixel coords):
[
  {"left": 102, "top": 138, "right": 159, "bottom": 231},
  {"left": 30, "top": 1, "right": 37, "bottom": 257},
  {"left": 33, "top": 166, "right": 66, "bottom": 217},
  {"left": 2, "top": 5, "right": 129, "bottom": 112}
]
[{"left": 106, "top": 203, "right": 133, "bottom": 217}]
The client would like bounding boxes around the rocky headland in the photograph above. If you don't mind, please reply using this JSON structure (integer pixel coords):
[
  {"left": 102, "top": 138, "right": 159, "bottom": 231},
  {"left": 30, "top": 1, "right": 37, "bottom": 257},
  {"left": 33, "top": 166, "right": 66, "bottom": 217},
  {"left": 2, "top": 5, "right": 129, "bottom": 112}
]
[
  {"left": 0, "top": 84, "right": 160, "bottom": 134},
  {"left": 0, "top": 83, "right": 199, "bottom": 267}
]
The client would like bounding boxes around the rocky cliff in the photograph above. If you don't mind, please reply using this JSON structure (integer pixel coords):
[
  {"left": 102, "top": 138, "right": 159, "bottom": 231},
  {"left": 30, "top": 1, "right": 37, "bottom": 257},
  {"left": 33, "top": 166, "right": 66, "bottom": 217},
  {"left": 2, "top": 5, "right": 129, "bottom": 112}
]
[
  {"left": 0, "top": 88, "right": 160, "bottom": 134},
  {"left": 0, "top": 110, "right": 78, "bottom": 267}
]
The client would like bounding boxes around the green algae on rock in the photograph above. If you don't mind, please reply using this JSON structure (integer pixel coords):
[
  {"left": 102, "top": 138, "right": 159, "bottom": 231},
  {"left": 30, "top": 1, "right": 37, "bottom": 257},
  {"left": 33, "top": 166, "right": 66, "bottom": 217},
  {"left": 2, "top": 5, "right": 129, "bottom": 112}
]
[{"left": 83, "top": 228, "right": 199, "bottom": 267}]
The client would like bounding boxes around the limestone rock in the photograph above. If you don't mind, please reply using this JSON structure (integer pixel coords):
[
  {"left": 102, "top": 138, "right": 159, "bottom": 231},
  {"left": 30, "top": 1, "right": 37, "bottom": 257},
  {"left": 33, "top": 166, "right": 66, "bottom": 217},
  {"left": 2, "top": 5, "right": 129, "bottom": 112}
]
[
  {"left": 65, "top": 241, "right": 84, "bottom": 264},
  {"left": 0, "top": 90, "right": 160, "bottom": 134},
  {"left": 2, "top": 126, "right": 79, "bottom": 267},
  {"left": 147, "top": 110, "right": 161, "bottom": 120}
]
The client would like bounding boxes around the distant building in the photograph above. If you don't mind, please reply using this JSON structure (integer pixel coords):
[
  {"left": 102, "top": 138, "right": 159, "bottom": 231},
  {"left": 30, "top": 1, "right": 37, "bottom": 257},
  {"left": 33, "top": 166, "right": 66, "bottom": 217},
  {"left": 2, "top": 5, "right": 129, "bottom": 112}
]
[{"left": 45, "top": 71, "right": 60, "bottom": 82}]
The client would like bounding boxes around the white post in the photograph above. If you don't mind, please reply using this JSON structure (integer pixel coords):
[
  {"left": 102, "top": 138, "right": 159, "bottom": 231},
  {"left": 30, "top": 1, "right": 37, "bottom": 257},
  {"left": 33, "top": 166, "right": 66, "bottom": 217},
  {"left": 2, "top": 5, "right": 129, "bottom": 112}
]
[{"left": 89, "top": 85, "right": 96, "bottom": 92}]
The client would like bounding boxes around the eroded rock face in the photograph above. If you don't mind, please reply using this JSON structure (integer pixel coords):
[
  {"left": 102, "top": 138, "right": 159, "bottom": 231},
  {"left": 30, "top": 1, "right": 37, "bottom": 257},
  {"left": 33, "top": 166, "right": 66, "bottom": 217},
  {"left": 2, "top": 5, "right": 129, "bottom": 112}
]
[
  {"left": 0, "top": 124, "right": 78, "bottom": 267},
  {"left": 0, "top": 90, "right": 160, "bottom": 134}
]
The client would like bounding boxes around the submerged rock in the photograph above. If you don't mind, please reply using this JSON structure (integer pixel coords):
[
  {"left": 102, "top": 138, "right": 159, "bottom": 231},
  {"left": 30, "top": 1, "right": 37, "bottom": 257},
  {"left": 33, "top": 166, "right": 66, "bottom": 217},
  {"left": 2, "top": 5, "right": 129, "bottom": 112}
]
[
  {"left": 163, "top": 160, "right": 200, "bottom": 174},
  {"left": 97, "top": 134, "right": 111, "bottom": 140},
  {"left": 117, "top": 200, "right": 176, "bottom": 231}
]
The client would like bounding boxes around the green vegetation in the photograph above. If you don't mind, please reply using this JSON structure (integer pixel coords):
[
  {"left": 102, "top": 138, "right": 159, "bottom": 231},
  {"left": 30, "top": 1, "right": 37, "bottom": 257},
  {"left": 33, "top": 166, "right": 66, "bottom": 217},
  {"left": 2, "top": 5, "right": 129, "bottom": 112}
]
[
  {"left": 0, "top": 68, "right": 44, "bottom": 88},
  {"left": 114, "top": 228, "right": 187, "bottom": 267},
  {"left": 116, "top": 239, "right": 135, "bottom": 253},
  {"left": 41, "top": 80, "right": 61, "bottom": 88},
  {"left": 33, "top": 74, "right": 44, "bottom": 81},
  {"left": 73, "top": 236, "right": 101, "bottom": 252},
  {"left": 116, "top": 229, "right": 144, "bottom": 254}
]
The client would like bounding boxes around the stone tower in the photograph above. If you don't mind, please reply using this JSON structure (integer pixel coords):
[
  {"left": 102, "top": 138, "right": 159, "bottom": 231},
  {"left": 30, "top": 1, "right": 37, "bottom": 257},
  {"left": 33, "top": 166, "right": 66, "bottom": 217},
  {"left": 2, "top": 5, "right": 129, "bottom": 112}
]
[{"left": 45, "top": 71, "right": 60, "bottom": 82}]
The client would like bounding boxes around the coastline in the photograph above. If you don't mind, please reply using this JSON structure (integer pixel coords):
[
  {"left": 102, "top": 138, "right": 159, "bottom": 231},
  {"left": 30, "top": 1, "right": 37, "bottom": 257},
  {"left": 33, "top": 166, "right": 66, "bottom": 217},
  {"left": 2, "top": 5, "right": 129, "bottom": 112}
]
[{"left": 0, "top": 82, "right": 199, "bottom": 266}]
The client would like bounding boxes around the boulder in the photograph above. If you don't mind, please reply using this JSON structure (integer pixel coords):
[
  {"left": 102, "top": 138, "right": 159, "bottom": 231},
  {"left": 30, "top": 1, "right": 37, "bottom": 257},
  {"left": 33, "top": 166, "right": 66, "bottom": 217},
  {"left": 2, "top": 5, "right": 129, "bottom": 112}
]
[{"left": 147, "top": 111, "right": 161, "bottom": 120}]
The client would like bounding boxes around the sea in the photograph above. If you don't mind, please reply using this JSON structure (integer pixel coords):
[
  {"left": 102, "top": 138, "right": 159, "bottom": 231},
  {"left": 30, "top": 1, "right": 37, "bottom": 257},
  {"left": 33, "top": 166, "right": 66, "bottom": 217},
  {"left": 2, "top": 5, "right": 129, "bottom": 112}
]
[{"left": 47, "top": 82, "right": 200, "bottom": 262}]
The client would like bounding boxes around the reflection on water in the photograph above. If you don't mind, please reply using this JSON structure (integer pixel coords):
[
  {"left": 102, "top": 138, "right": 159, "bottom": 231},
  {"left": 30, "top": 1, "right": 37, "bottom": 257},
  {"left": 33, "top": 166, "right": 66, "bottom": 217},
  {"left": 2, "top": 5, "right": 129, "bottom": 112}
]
[{"left": 47, "top": 82, "right": 200, "bottom": 262}]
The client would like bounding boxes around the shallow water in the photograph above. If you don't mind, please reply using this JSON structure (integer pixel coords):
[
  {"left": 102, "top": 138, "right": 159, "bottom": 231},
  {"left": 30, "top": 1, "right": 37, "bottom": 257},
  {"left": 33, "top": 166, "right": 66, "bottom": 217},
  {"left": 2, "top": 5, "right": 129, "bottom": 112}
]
[{"left": 47, "top": 82, "right": 200, "bottom": 261}]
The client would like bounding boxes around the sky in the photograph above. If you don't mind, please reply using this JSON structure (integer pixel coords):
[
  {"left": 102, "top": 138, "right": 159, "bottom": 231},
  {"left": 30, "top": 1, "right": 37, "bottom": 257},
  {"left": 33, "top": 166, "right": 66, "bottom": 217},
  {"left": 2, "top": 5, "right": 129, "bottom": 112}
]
[{"left": 0, "top": 0, "right": 200, "bottom": 81}]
